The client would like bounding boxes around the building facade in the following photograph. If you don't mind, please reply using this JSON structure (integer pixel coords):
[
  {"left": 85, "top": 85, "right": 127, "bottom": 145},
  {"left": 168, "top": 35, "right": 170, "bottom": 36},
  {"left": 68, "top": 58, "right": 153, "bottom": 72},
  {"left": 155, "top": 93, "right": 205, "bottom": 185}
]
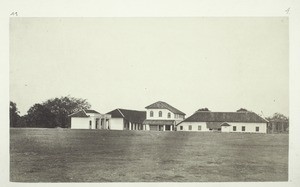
[
  {"left": 177, "top": 110, "right": 268, "bottom": 133},
  {"left": 69, "top": 109, "right": 111, "bottom": 129},
  {"left": 106, "top": 108, "right": 146, "bottom": 130},
  {"left": 143, "top": 101, "right": 185, "bottom": 131}
]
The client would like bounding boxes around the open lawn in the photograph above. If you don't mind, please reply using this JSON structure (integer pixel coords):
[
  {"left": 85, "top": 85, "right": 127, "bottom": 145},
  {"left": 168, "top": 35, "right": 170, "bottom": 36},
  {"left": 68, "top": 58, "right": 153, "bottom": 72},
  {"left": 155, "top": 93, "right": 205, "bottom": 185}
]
[{"left": 10, "top": 128, "right": 288, "bottom": 182}]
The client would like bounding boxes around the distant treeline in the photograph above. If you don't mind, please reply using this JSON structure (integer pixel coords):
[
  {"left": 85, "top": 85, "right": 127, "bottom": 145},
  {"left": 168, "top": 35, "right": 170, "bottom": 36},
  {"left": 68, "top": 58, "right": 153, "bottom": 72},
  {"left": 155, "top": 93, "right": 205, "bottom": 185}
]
[{"left": 10, "top": 96, "right": 91, "bottom": 128}]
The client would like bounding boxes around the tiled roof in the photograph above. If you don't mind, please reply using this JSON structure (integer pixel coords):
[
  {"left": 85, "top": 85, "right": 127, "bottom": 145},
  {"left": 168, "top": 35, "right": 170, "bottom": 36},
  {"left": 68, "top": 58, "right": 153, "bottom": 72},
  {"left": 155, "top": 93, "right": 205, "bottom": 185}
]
[
  {"left": 85, "top": 110, "right": 100, "bottom": 114},
  {"left": 181, "top": 111, "right": 268, "bottom": 123},
  {"left": 69, "top": 109, "right": 100, "bottom": 117},
  {"left": 206, "top": 122, "right": 223, "bottom": 129},
  {"left": 143, "top": 120, "right": 175, "bottom": 125},
  {"left": 145, "top": 101, "right": 185, "bottom": 115},
  {"left": 106, "top": 108, "right": 146, "bottom": 124},
  {"left": 68, "top": 110, "right": 89, "bottom": 117}
]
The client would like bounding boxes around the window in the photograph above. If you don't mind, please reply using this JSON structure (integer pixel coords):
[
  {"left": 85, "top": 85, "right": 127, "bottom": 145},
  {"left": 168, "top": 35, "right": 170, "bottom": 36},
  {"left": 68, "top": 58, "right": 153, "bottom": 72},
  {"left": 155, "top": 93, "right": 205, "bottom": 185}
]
[
  {"left": 242, "top": 126, "right": 246, "bottom": 131},
  {"left": 198, "top": 125, "right": 201, "bottom": 131},
  {"left": 189, "top": 125, "right": 192, "bottom": 130},
  {"left": 180, "top": 126, "right": 183, "bottom": 130},
  {"left": 165, "top": 125, "right": 171, "bottom": 131},
  {"left": 233, "top": 126, "right": 236, "bottom": 131},
  {"left": 89, "top": 120, "right": 92, "bottom": 129},
  {"left": 256, "top": 126, "right": 259, "bottom": 132},
  {"left": 159, "top": 111, "right": 162, "bottom": 117},
  {"left": 150, "top": 111, "right": 153, "bottom": 117},
  {"left": 167, "top": 112, "right": 171, "bottom": 118}
]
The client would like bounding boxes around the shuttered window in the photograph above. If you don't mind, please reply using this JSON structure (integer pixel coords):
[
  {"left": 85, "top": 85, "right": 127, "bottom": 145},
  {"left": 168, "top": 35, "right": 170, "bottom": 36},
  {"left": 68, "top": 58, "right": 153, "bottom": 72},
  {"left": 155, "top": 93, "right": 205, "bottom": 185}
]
[
  {"left": 150, "top": 111, "right": 153, "bottom": 117},
  {"left": 159, "top": 111, "right": 162, "bottom": 117},
  {"left": 168, "top": 113, "right": 171, "bottom": 118}
]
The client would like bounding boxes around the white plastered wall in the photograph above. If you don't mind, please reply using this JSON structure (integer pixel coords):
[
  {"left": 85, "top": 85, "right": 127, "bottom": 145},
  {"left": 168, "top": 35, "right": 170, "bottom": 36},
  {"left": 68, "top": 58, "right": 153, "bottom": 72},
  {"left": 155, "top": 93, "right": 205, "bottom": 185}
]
[
  {"left": 177, "top": 122, "right": 209, "bottom": 132},
  {"left": 110, "top": 118, "right": 124, "bottom": 130}
]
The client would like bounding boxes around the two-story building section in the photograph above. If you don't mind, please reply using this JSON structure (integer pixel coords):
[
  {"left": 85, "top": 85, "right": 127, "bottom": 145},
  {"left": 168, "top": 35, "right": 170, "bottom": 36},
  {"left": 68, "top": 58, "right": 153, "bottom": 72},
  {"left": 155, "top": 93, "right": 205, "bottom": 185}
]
[{"left": 143, "top": 101, "right": 185, "bottom": 131}]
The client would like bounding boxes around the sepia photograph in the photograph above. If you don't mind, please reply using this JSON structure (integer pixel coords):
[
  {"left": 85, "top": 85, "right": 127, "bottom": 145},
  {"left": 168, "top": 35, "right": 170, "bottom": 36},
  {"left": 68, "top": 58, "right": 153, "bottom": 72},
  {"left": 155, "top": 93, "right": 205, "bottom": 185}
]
[{"left": 9, "top": 17, "right": 289, "bottom": 182}]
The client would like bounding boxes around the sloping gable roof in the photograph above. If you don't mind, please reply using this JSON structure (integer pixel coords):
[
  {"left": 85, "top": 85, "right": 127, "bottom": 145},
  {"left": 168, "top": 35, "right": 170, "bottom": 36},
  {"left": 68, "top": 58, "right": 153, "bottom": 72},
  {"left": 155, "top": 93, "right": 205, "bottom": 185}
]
[
  {"left": 106, "top": 108, "right": 146, "bottom": 124},
  {"left": 220, "top": 122, "right": 230, "bottom": 126},
  {"left": 182, "top": 111, "right": 268, "bottom": 123},
  {"left": 69, "top": 110, "right": 89, "bottom": 117},
  {"left": 69, "top": 109, "right": 100, "bottom": 117},
  {"left": 85, "top": 109, "right": 100, "bottom": 114},
  {"left": 145, "top": 101, "right": 185, "bottom": 115}
]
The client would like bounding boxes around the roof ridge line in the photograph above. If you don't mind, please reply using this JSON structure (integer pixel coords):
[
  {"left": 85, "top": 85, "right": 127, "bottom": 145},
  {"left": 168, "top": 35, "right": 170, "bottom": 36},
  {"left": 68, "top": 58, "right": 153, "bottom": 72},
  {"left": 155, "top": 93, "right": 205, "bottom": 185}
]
[
  {"left": 68, "top": 110, "right": 81, "bottom": 117},
  {"left": 117, "top": 108, "right": 125, "bottom": 118},
  {"left": 82, "top": 109, "right": 87, "bottom": 115},
  {"left": 118, "top": 108, "right": 146, "bottom": 112}
]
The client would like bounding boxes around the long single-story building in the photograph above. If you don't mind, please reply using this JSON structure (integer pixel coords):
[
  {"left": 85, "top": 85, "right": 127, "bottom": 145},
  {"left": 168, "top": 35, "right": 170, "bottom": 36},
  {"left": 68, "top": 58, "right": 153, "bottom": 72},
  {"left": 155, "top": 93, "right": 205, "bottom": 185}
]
[
  {"left": 69, "top": 109, "right": 111, "bottom": 129},
  {"left": 106, "top": 108, "right": 146, "bottom": 130},
  {"left": 177, "top": 110, "right": 268, "bottom": 133}
]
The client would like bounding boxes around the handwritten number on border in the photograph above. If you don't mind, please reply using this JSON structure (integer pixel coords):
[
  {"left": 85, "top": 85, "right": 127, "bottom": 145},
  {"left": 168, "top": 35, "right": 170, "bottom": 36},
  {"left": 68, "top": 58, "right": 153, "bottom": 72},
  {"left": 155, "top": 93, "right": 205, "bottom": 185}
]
[
  {"left": 10, "top": 12, "right": 18, "bottom": 16},
  {"left": 285, "top": 8, "right": 290, "bottom": 14}
]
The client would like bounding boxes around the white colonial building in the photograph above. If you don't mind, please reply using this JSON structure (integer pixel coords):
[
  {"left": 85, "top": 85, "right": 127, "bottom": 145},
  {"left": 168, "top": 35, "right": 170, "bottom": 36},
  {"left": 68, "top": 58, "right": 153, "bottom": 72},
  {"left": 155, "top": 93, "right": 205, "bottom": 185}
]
[
  {"left": 143, "top": 101, "right": 185, "bottom": 131},
  {"left": 106, "top": 108, "right": 146, "bottom": 130},
  {"left": 69, "top": 109, "right": 111, "bottom": 130},
  {"left": 177, "top": 110, "right": 268, "bottom": 133}
]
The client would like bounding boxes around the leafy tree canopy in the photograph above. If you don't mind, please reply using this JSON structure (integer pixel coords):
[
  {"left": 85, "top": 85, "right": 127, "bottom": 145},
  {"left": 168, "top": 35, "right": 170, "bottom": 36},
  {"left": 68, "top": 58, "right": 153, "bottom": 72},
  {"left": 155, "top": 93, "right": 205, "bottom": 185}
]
[
  {"left": 267, "top": 113, "right": 289, "bottom": 122},
  {"left": 41, "top": 96, "right": 91, "bottom": 128},
  {"left": 10, "top": 101, "right": 20, "bottom": 127},
  {"left": 26, "top": 104, "right": 56, "bottom": 128},
  {"left": 20, "top": 96, "right": 91, "bottom": 128}
]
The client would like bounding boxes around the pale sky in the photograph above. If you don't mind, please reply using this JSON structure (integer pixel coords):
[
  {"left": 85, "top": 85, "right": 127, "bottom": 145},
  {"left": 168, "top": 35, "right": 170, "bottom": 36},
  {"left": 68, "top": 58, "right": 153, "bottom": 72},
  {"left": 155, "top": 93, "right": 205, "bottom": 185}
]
[{"left": 10, "top": 17, "right": 289, "bottom": 117}]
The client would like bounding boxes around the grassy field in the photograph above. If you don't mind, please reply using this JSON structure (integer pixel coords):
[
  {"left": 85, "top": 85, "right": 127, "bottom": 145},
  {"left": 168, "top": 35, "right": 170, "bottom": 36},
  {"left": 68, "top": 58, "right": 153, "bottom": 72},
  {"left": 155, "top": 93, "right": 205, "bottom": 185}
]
[{"left": 10, "top": 128, "right": 288, "bottom": 182}]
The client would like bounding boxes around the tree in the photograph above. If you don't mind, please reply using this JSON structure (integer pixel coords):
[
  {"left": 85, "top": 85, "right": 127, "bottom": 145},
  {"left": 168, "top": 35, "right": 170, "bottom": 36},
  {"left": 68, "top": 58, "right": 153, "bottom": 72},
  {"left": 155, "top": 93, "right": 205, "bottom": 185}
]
[
  {"left": 42, "top": 96, "right": 91, "bottom": 128},
  {"left": 26, "top": 104, "right": 56, "bottom": 128},
  {"left": 266, "top": 113, "right": 289, "bottom": 133},
  {"left": 196, "top": 108, "right": 210, "bottom": 112},
  {"left": 266, "top": 113, "right": 289, "bottom": 122},
  {"left": 10, "top": 101, "right": 20, "bottom": 127}
]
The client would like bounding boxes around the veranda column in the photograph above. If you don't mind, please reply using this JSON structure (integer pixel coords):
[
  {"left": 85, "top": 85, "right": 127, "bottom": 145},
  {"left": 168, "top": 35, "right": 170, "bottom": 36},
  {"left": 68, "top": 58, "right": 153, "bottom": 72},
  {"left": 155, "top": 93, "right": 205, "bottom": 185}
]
[
  {"left": 103, "top": 118, "right": 106, "bottom": 129},
  {"left": 170, "top": 125, "right": 173, "bottom": 131},
  {"left": 100, "top": 118, "right": 103, "bottom": 129},
  {"left": 107, "top": 119, "right": 110, "bottom": 130},
  {"left": 129, "top": 122, "right": 132, "bottom": 130}
]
